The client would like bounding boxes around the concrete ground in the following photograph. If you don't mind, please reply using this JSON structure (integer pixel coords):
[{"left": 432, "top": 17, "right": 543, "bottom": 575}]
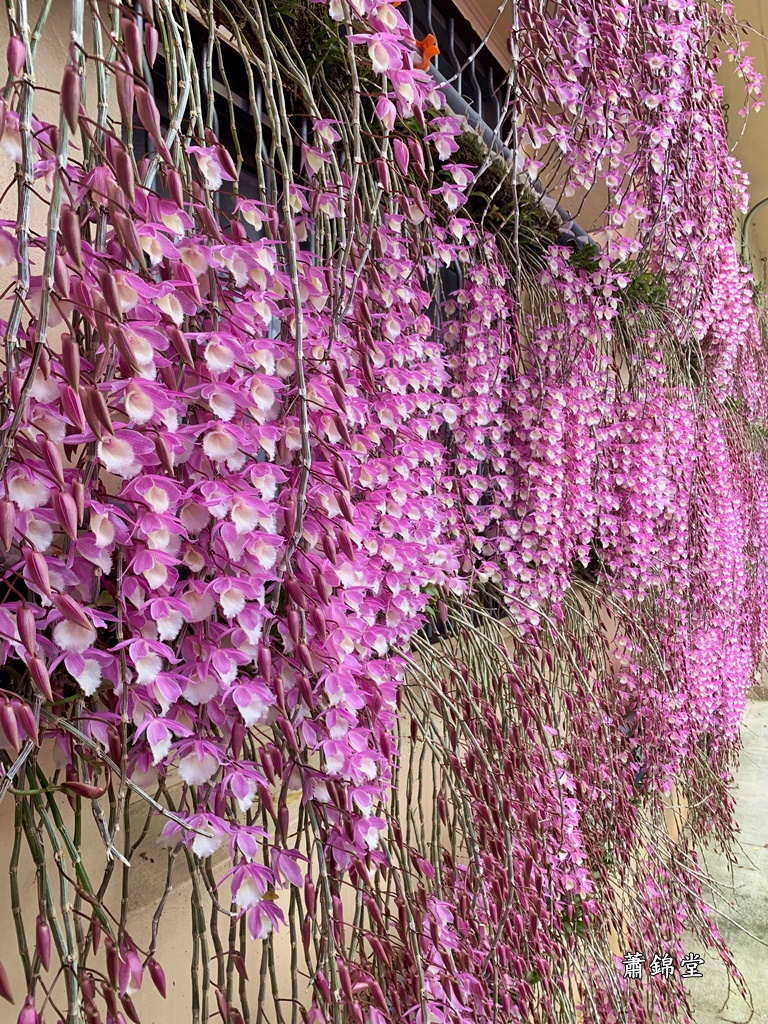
[{"left": 687, "top": 700, "right": 768, "bottom": 1023}]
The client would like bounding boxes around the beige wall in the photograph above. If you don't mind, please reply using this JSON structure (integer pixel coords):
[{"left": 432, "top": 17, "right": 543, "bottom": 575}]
[
  {"left": 718, "top": 0, "right": 768, "bottom": 269},
  {"left": 454, "top": 0, "right": 511, "bottom": 69}
]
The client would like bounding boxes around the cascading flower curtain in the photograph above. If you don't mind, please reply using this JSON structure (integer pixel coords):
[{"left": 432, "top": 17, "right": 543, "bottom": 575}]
[{"left": 0, "top": 0, "right": 765, "bottom": 1022}]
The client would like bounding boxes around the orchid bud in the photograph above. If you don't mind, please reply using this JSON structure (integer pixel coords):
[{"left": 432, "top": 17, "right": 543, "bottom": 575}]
[
  {"left": 146, "top": 958, "right": 166, "bottom": 998},
  {"left": 61, "top": 778, "right": 108, "bottom": 799},
  {"left": 6, "top": 36, "right": 26, "bottom": 78},
  {"left": 113, "top": 211, "right": 144, "bottom": 267},
  {"left": 360, "top": 353, "right": 377, "bottom": 392},
  {"left": 61, "top": 65, "right": 82, "bottom": 133},
  {"left": 135, "top": 87, "right": 161, "bottom": 143},
  {"left": 370, "top": 982, "right": 388, "bottom": 1014},
  {"left": 157, "top": 363, "right": 176, "bottom": 392},
  {"left": 392, "top": 138, "right": 409, "bottom": 175},
  {"left": 215, "top": 990, "right": 228, "bottom": 1023},
  {"left": 0, "top": 701, "right": 20, "bottom": 752},
  {"left": 297, "top": 643, "right": 313, "bottom": 673},
  {"left": 267, "top": 206, "right": 280, "bottom": 240},
  {"left": 41, "top": 438, "right": 65, "bottom": 486},
  {"left": 269, "top": 745, "right": 284, "bottom": 780},
  {"left": 144, "top": 23, "right": 159, "bottom": 67},
  {"left": 338, "top": 493, "right": 354, "bottom": 524},
  {"left": 0, "top": 499, "right": 15, "bottom": 551},
  {"left": 286, "top": 607, "right": 301, "bottom": 645},
  {"left": 105, "top": 937, "right": 119, "bottom": 989},
  {"left": 258, "top": 747, "right": 275, "bottom": 786},
  {"left": 229, "top": 219, "right": 247, "bottom": 244},
  {"left": 17, "top": 996, "right": 38, "bottom": 1024},
  {"left": 39, "top": 344, "right": 51, "bottom": 379},
  {"left": 53, "top": 490, "right": 79, "bottom": 542},
  {"left": 309, "top": 605, "right": 327, "bottom": 642},
  {"left": 407, "top": 136, "right": 426, "bottom": 176},
  {"left": 229, "top": 953, "right": 247, "bottom": 981},
  {"left": 0, "top": 959, "right": 13, "bottom": 1004},
  {"left": 283, "top": 498, "right": 296, "bottom": 539},
  {"left": 297, "top": 673, "right": 314, "bottom": 711},
  {"left": 13, "top": 700, "right": 37, "bottom": 744},
  {"left": 164, "top": 167, "right": 184, "bottom": 209},
  {"left": 286, "top": 578, "right": 307, "bottom": 611},
  {"left": 71, "top": 478, "right": 84, "bottom": 527},
  {"left": 339, "top": 965, "right": 357, "bottom": 1006},
  {"left": 35, "top": 915, "right": 52, "bottom": 971},
  {"left": 99, "top": 271, "right": 124, "bottom": 322},
  {"left": 312, "top": 568, "right": 332, "bottom": 607},
  {"left": 273, "top": 672, "right": 286, "bottom": 713},
  {"left": 53, "top": 593, "right": 93, "bottom": 631},
  {"left": 408, "top": 182, "right": 428, "bottom": 218},
  {"left": 230, "top": 720, "right": 245, "bottom": 761},
  {"left": 112, "top": 147, "right": 135, "bottom": 204},
  {"left": 63, "top": 765, "right": 79, "bottom": 813},
  {"left": 23, "top": 548, "right": 52, "bottom": 598},
  {"left": 154, "top": 434, "right": 175, "bottom": 475},
  {"left": 257, "top": 644, "right": 272, "bottom": 681},
  {"left": 197, "top": 203, "right": 224, "bottom": 242},
  {"left": 278, "top": 799, "right": 290, "bottom": 842},
  {"left": 368, "top": 935, "right": 388, "bottom": 965},
  {"left": 92, "top": 917, "right": 102, "bottom": 955},
  {"left": 60, "top": 385, "right": 86, "bottom": 434},
  {"left": 303, "top": 876, "right": 315, "bottom": 917},
  {"left": 100, "top": 981, "right": 118, "bottom": 1018},
  {"left": 59, "top": 206, "right": 83, "bottom": 271},
  {"left": 121, "top": 18, "right": 143, "bottom": 72},
  {"left": 333, "top": 413, "right": 351, "bottom": 445},
  {"left": 115, "top": 67, "right": 135, "bottom": 132},
  {"left": 61, "top": 336, "right": 81, "bottom": 389},
  {"left": 80, "top": 386, "right": 114, "bottom": 437},
  {"left": 321, "top": 532, "right": 337, "bottom": 566},
  {"left": 106, "top": 725, "right": 121, "bottom": 766},
  {"left": 28, "top": 657, "right": 52, "bottom": 701},
  {"left": 314, "top": 972, "right": 332, "bottom": 1005},
  {"left": 330, "top": 455, "right": 349, "bottom": 490},
  {"left": 16, "top": 602, "right": 37, "bottom": 655},
  {"left": 260, "top": 784, "right": 277, "bottom": 820},
  {"left": 278, "top": 716, "right": 299, "bottom": 755},
  {"left": 375, "top": 158, "right": 390, "bottom": 192},
  {"left": 53, "top": 253, "right": 71, "bottom": 298},
  {"left": 137, "top": 0, "right": 155, "bottom": 20},
  {"left": 168, "top": 326, "right": 193, "bottom": 368},
  {"left": 111, "top": 327, "right": 140, "bottom": 373},
  {"left": 92, "top": 293, "right": 111, "bottom": 340},
  {"left": 336, "top": 528, "right": 355, "bottom": 561},
  {"left": 217, "top": 144, "right": 238, "bottom": 182},
  {"left": 120, "top": 994, "right": 140, "bottom": 1024},
  {"left": 330, "top": 382, "right": 348, "bottom": 416}
]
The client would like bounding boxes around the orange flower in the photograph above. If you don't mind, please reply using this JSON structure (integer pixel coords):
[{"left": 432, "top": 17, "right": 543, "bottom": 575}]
[{"left": 415, "top": 33, "right": 439, "bottom": 71}]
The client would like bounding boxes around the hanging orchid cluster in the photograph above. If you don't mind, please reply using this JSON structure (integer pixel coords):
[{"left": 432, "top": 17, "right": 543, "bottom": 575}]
[{"left": 0, "top": 0, "right": 766, "bottom": 1022}]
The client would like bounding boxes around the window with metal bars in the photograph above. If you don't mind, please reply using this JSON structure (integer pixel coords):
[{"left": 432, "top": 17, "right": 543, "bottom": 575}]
[
  {"left": 405, "top": 0, "right": 509, "bottom": 130},
  {"left": 131, "top": 18, "right": 278, "bottom": 220}
]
